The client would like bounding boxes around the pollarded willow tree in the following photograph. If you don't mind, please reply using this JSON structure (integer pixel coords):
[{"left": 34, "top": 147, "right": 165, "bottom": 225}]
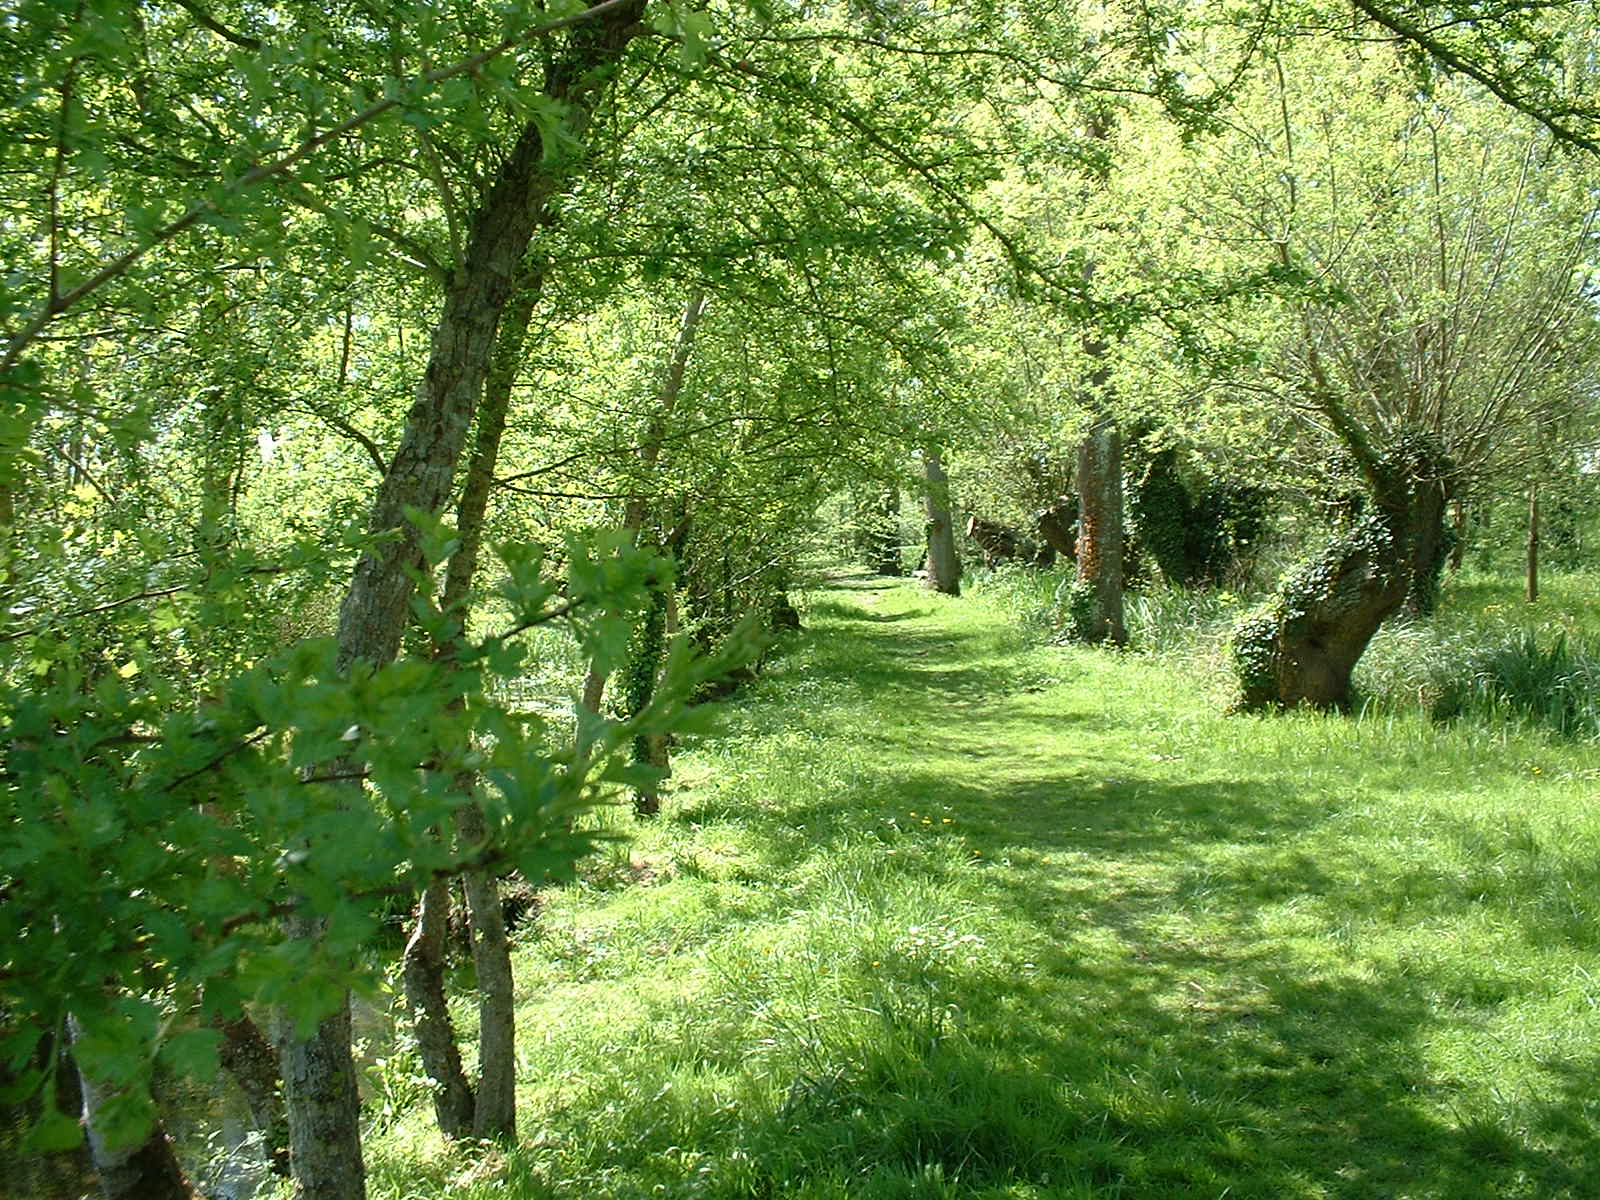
[{"left": 1108, "top": 35, "right": 1600, "bottom": 708}]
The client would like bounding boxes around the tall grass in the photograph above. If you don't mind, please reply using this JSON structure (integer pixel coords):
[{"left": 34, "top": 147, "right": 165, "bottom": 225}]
[
  {"left": 969, "top": 561, "right": 1600, "bottom": 743},
  {"left": 1354, "top": 570, "right": 1600, "bottom": 740}
]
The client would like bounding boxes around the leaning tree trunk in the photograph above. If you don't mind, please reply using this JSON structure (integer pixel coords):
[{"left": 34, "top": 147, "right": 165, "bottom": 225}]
[
  {"left": 1233, "top": 451, "right": 1449, "bottom": 710},
  {"left": 1074, "top": 418, "right": 1125, "bottom": 645},
  {"left": 922, "top": 448, "right": 961, "bottom": 595},
  {"left": 69, "top": 1017, "right": 195, "bottom": 1200},
  {"left": 283, "top": 10, "right": 645, "bottom": 1196}
]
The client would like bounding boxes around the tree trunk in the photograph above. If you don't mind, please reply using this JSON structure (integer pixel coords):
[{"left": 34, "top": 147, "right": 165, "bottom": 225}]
[
  {"left": 578, "top": 289, "right": 707, "bottom": 723},
  {"left": 1234, "top": 457, "right": 1449, "bottom": 710},
  {"left": 453, "top": 803, "right": 517, "bottom": 1138},
  {"left": 283, "top": 11, "right": 645, "bottom": 1195},
  {"left": 430, "top": 257, "right": 543, "bottom": 1144},
  {"left": 624, "top": 577, "right": 670, "bottom": 817},
  {"left": 278, "top": 914, "right": 365, "bottom": 1200},
  {"left": 400, "top": 877, "right": 474, "bottom": 1137},
  {"left": 1527, "top": 480, "right": 1539, "bottom": 603},
  {"left": 1449, "top": 497, "right": 1467, "bottom": 571},
  {"left": 69, "top": 1018, "right": 195, "bottom": 1200},
  {"left": 921, "top": 448, "right": 960, "bottom": 595},
  {"left": 1035, "top": 495, "right": 1078, "bottom": 561},
  {"left": 1074, "top": 419, "right": 1125, "bottom": 645},
  {"left": 214, "top": 1012, "right": 291, "bottom": 1177}
]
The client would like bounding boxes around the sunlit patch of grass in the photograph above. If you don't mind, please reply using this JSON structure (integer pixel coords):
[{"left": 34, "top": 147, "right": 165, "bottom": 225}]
[{"left": 367, "top": 566, "right": 1600, "bottom": 1200}]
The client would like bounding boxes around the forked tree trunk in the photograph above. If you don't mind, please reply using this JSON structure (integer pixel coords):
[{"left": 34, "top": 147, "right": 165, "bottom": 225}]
[
  {"left": 1074, "top": 419, "right": 1125, "bottom": 645},
  {"left": 922, "top": 448, "right": 960, "bottom": 595},
  {"left": 69, "top": 1018, "right": 195, "bottom": 1200},
  {"left": 287, "top": 10, "right": 645, "bottom": 1196},
  {"left": 400, "top": 254, "right": 543, "bottom": 1143}
]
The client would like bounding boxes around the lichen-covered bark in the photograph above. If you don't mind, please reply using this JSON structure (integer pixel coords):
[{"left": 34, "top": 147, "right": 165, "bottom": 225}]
[
  {"left": 1074, "top": 420, "right": 1125, "bottom": 645},
  {"left": 922, "top": 448, "right": 961, "bottom": 595}
]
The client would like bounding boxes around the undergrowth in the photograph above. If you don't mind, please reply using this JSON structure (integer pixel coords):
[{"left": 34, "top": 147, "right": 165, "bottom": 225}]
[{"left": 970, "top": 563, "right": 1600, "bottom": 743}]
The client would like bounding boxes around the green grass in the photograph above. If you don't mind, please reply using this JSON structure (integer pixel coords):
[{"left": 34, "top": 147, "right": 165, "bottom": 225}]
[{"left": 361, "top": 568, "right": 1600, "bottom": 1199}]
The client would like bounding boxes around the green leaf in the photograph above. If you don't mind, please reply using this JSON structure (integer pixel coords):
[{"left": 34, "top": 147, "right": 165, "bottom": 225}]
[
  {"left": 25, "top": 1105, "right": 83, "bottom": 1153},
  {"left": 158, "top": 1028, "right": 222, "bottom": 1083}
]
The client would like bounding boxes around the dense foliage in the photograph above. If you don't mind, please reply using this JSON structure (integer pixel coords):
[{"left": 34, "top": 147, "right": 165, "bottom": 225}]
[{"left": 4, "top": 1, "right": 1600, "bottom": 1196}]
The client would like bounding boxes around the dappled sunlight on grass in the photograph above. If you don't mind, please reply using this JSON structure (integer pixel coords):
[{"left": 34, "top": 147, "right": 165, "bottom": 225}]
[{"left": 366, "top": 570, "right": 1600, "bottom": 1200}]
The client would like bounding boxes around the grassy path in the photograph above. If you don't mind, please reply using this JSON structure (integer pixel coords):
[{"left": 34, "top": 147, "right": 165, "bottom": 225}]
[{"left": 370, "top": 571, "right": 1600, "bottom": 1199}]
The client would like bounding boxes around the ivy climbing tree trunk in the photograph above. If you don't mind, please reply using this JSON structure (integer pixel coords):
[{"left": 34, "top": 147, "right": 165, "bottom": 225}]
[
  {"left": 282, "top": 8, "right": 644, "bottom": 1196},
  {"left": 921, "top": 448, "right": 960, "bottom": 595},
  {"left": 1233, "top": 435, "right": 1450, "bottom": 710}
]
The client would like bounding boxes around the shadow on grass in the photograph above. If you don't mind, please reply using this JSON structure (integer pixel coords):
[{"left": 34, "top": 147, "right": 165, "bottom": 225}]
[
  {"left": 526, "top": 585, "right": 1600, "bottom": 1198},
  {"left": 668, "top": 761, "right": 1600, "bottom": 1196}
]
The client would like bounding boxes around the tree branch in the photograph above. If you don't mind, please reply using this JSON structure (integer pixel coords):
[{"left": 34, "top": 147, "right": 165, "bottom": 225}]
[
  {"left": 1348, "top": 0, "right": 1600, "bottom": 154},
  {"left": 296, "top": 403, "right": 390, "bottom": 474},
  {"left": 0, "top": 0, "right": 643, "bottom": 370},
  {"left": 171, "top": 0, "right": 263, "bottom": 50}
]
